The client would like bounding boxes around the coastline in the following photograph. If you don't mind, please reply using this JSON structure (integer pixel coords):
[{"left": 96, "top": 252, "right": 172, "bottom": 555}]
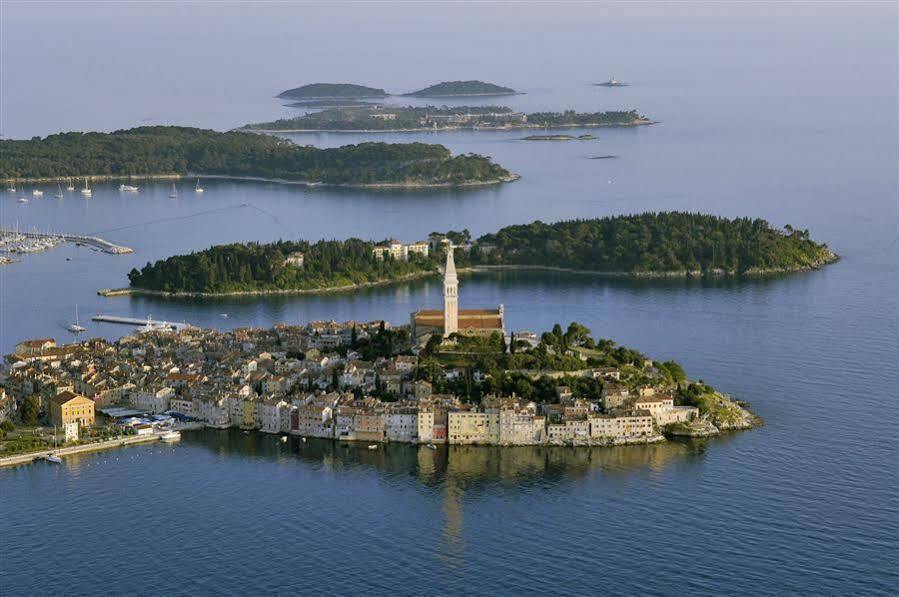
[
  {"left": 4, "top": 172, "right": 520, "bottom": 189},
  {"left": 241, "top": 119, "right": 655, "bottom": 134},
  {"left": 100, "top": 254, "right": 838, "bottom": 299},
  {"left": 0, "top": 433, "right": 166, "bottom": 468}
]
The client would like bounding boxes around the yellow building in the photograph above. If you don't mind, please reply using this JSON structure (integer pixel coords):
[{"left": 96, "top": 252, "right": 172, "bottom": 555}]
[{"left": 49, "top": 391, "right": 95, "bottom": 428}]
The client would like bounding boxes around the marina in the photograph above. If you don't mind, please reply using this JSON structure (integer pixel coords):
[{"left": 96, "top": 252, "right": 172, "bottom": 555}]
[
  {"left": 91, "top": 314, "right": 193, "bottom": 332},
  {"left": 0, "top": 227, "right": 132, "bottom": 255}
]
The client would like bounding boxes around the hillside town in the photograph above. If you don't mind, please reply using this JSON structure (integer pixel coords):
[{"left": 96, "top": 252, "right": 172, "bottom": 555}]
[
  {"left": 1, "top": 319, "right": 702, "bottom": 449},
  {"left": 1, "top": 249, "right": 753, "bottom": 459}
]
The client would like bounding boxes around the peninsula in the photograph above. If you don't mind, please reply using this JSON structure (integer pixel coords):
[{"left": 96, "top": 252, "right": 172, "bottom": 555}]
[
  {"left": 116, "top": 213, "right": 837, "bottom": 297},
  {"left": 242, "top": 106, "right": 651, "bottom": 132},
  {"left": 1, "top": 316, "right": 758, "bottom": 464},
  {"left": 277, "top": 83, "right": 389, "bottom": 99},
  {"left": 0, "top": 126, "right": 515, "bottom": 188},
  {"left": 403, "top": 80, "right": 518, "bottom": 97}
]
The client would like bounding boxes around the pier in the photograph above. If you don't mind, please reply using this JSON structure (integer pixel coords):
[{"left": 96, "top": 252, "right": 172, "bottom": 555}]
[
  {"left": 0, "top": 227, "right": 133, "bottom": 254},
  {"left": 92, "top": 314, "right": 192, "bottom": 332}
]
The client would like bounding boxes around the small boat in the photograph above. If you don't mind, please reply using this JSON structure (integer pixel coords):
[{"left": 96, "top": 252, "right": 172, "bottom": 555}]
[
  {"left": 45, "top": 454, "right": 62, "bottom": 464},
  {"left": 66, "top": 179, "right": 75, "bottom": 191},
  {"left": 169, "top": 183, "right": 178, "bottom": 198},
  {"left": 220, "top": 313, "right": 229, "bottom": 318},
  {"left": 280, "top": 436, "right": 288, "bottom": 443},
  {"left": 81, "top": 177, "right": 92, "bottom": 197},
  {"left": 301, "top": 437, "right": 307, "bottom": 443},
  {"left": 426, "top": 443, "right": 437, "bottom": 450},
  {"left": 195, "top": 178, "right": 204, "bottom": 194},
  {"left": 6, "top": 184, "right": 15, "bottom": 193},
  {"left": 54, "top": 183, "right": 64, "bottom": 199},
  {"left": 243, "top": 430, "right": 250, "bottom": 435},
  {"left": 18, "top": 197, "right": 28, "bottom": 203},
  {"left": 119, "top": 184, "right": 139, "bottom": 192},
  {"left": 32, "top": 189, "right": 43, "bottom": 197},
  {"left": 367, "top": 444, "right": 379, "bottom": 450},
  {"left": 159, "top": 430, "right": 181, "bottom": 442}
]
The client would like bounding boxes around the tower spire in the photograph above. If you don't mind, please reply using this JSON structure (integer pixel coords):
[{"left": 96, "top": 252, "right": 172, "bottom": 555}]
[{"left": 443, "top": 242, "right": 458, "bottom": 337}]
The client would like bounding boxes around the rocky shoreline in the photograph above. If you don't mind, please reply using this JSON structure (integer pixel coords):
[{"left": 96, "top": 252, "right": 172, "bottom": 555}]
[{"left": 102, "top": 256, "right": 839, "bottom": 299}]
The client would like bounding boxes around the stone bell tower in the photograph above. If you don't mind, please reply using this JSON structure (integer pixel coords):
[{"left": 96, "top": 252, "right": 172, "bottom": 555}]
[{"left": 443, "top": 244, "right": 458, "bottom": 337}]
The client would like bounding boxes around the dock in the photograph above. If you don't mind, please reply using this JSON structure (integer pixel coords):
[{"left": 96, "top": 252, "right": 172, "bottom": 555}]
[
  {"left": 0, "top": 227, "right": 133, "bottom": 254},
  {"left": 92, "top": 314, "right": 192, "bottom": 332}
]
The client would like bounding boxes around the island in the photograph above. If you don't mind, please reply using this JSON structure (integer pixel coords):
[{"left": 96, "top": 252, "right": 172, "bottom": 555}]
[
  {"left": 115, "top": 212, "right": 837, "bottom": 298},
  {"left": 277, "top": 83, "right": 389, "bottom": 99},
  {"left": 242, "top": 106, "right": 652, "bottom": 132},
  {"left": 0, "top": 316, "right": 759, "bottom": 465},
  {"left": 403, "top": 80, "right": 518, "bottom": 97},
  {"left": 0, "top": 126, "right": 515, "bottom": 188},
  {"left": 522, "top": 134, "right": 595, "bottom": 141}
]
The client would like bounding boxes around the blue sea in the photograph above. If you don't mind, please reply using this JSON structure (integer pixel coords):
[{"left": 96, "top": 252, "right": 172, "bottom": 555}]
[{"left": 1, "top": 3, "right": 897, "bottom": 595}]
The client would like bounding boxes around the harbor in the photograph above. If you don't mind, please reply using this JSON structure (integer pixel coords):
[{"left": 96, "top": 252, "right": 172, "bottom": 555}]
[
  {"left": 0, "top": 227, "right": 133, "bottom": 256},
  {"left": 92, "top": 314, "right": 193, "bottom": 332}
]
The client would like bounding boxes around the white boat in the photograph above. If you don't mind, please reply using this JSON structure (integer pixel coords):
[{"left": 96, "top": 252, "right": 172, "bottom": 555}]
[
  {"left": 280, "top": 436, "right": 288, "bottom": 443},
  {"left": 66, "top": 179, "right": 75, "bottom": 191},
  {"left": 169, "top": 183, "right": 178, "bottom": 198},
  {"left": 426, "top": 443, "right": 437, "bottom": 450},
  {"left": 6, "top": 184, "right": 15, "bottom": 193},
  {"left": 45, "top": 454, "right": 62, "bottom": 464},
  {"left": 81, "top": 177, "right": 92, "bottom": 197},
  {"left": 67, "top": 305, "right": 86, "bottom": 333},
  {"left": 54, "top": 183, "right": 64, "bottom": 199},
  {"left": 301, "top": 437, "right": 307, "bottom": 443},
  {"left": 32, "top": 189, "right": 43, "bottom": 197},
  {"left": 18, "top": 197, "right": 28, "bottom": 203},
  {"left": 195, "top": 178, "right": 204, "bottom": 193},
  {"left": 159, "top": 430, "right": 181, "bottom": 442},
  {"left": 367, "top": 444, "right": 379, "bottom": 450},
  {"left": 119, "top": 184, "right": 139, "bottom": 192}
]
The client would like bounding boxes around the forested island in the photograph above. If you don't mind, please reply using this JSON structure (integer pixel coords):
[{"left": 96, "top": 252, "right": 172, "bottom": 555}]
[
  {"left": 0, "top": 126, "right": 514, "bottom": 188},
  {"left": 403, "top": 80, "right": 518, "bottom": 97},
  {"left": 277, "top": 83, "right": 389, "bottom": 99},
  {"left": 118, "top": 213, "right": 837, "bottom": 296},
  {"left": 243, "top": 106, "right": 651, "bottom": 132}
]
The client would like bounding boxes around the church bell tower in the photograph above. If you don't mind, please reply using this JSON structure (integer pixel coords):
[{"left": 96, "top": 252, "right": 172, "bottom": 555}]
[{"left": 443, "top": 243, "right": 458, "bottom": 337}]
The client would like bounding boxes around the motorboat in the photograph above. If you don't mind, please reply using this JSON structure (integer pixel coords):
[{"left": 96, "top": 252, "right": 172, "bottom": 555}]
[
  {"left": 119, "top": 184, "right": 139, "bottom": 192},
  {"left": 280, "top": 436, "right": 288, "bottom": 443},
  {"left": 18, "top": 197, "right": 28, "bottom": 203},
  {"left": 426, "top": 443, "right": 437, "bottom": 450},
  {"left": 45, "top": 454, "right": 62, "bottom": 464},
  {"left": 367, "top": 444, "right": 379, "bottom": 450},
  {"left": 32, "top": 189, "right": 43, "bottom": 197},
  {"left": 159, "top": 430, "right": 181, "bottom": 442}
]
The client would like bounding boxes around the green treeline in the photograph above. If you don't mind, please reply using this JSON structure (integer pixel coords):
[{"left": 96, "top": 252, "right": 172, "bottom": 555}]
[
  {"left": 526, "top": 110, "right": 645, "bottom": 126},
  {"left": 467, "top": 212, "right": 835, "bottom": 274},
  {"left": 127, "top": 239, "right": 441, "bottom": 293},
  {"left": 404, "top": 80, "right": 517, "bottom": 97},
  {"left": 0, "top": 126, "right": 511, "bottom": 185},
  {"left": 128, "top": 213, "right": 835, "bottom": 294},
  {"left": 277, "top": 83, "right": 389, "bottom": 99}
]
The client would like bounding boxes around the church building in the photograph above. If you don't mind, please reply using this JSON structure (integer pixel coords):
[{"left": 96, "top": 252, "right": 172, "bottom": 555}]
[{"left": 410, "top": 244, "right": 504, "bottom": 342}]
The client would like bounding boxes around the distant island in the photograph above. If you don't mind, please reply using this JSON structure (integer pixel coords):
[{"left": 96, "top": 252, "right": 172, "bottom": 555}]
[
  {"left": 403, "top": 80, "right": 518, "bottom": 97},
  {"left": 277, "top": 83, "right": 389, "bottom": 99},
  {"left": 523, "top": 134, "right": 595, "bottom": 141},
  {"left": 0, "top": 126, "right": 515, "bottom": 188},
  {"left": 116, "top": 212, "right": 837, "bottom": 297},
  {"left": 243, "top": 106, "right": 652, "bottom": 132}
]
